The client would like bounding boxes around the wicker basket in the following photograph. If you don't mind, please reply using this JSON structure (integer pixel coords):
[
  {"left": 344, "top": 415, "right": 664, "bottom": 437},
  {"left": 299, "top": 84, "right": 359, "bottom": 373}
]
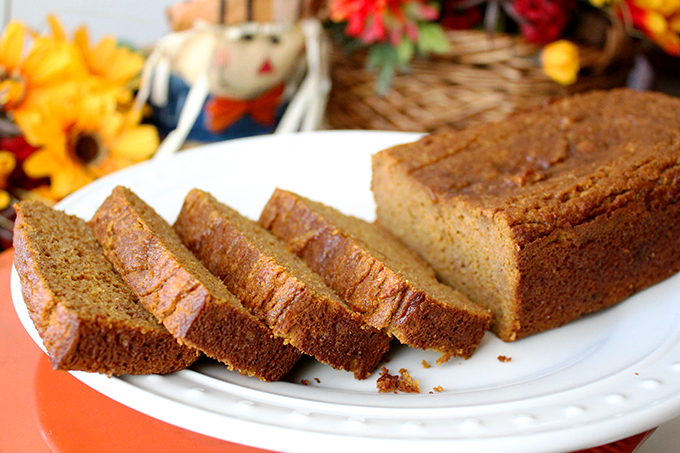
[{"left": 325, "top": 18, "right": 636, "bottom": 133}]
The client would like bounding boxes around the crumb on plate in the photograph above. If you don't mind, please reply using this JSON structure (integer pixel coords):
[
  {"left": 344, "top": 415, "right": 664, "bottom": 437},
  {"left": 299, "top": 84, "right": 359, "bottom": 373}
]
[
  {"left": 376, "top": 366, "right": 420, "bottom": 394},
  {"left": 436, "top": 352, "right": 453, "bottom": 366}
]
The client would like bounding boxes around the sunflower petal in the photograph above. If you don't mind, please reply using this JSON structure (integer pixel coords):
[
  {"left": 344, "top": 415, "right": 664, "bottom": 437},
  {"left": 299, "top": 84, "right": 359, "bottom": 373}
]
[
  {"left": 13, "top": 87, "right": 73, "bottom": 147},
  {"left": 22, "top": 38, "right": 72, "bottom": 86},
  {"left": 97, "top": 109, "right": 125, "bottom": 142},
  {"left": 0, "top": 79, "right": 26, "bottom": 109},
  {"left": 48, "top": 15, "right": 69, "bottom": 42},
  {"left": 0, "top": 21, "right": 25, "bottom": 70},
  {"left": 76, "top": 92, "right": 116, "bottom": 131},
  {"left": 110, "top": 124, "right": 159, "bottom": 160},
  {"left": 12, "top": 108, "right": 45, "bottom": 145},
  {"left": 106, "top": 48, "right": 145, "bottom": 82},
  {"left": 74, "top": 26, "right": 89, "bottom": 51},
  {"left": 0, "top": 151, "right": 17, "bottom": 179},
  {"left": 0, "top": 190, "right": 10, "bottom": 209},
  {"left": 90, "top": 36, "right": 117, "bottom": 74},
  {"left": 23, "top": 148, "right": 60, "bottom": 178},
  {"left": 49, "top": 161, "right": 93, "bottom": 199}
]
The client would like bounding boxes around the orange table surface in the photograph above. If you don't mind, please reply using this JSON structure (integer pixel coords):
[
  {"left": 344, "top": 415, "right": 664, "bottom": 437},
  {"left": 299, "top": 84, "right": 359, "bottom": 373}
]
[
  {"left": 0, "top": 248, "right": 273, "bottom": 453},
  {"left": 0, "top": 248, "right": 652, "bottom": 453}
]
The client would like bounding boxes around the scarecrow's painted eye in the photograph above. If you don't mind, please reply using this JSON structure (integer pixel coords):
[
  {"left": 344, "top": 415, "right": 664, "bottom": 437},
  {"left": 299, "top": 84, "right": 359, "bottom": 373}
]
[
  {"left": 240, "top": 33, "right": 255, "bottom": 41},
  {"left": 269, "top": 35, "right": 280, "bottom": 45}
]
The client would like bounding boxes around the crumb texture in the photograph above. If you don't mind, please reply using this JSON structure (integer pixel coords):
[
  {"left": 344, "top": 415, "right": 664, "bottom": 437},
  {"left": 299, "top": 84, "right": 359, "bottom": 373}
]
[
  {"left": 376, "top": 367, "right": 420, "bottom": 393},
  {"left": 259, "top": 188, "right": 490, "bottom": 360},
  {"left": 174, "top": 188, "right": 390, "bottom": 380},
  {"left": 372, "top": 89, "right": 680, "bottom": 341},
  {"left": 383, "top": 89, "right": 680, "bottom": 241},
  {"left": 12, "top": 199, "right": 200, "bottom": 376},
  {"left": 88, "top": 186, "right": 300, "bottom": 381}
]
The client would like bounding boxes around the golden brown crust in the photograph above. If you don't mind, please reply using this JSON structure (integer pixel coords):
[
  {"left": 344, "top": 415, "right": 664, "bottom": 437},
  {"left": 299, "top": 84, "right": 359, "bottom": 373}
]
[
  {"left": 259, "top": 189, "right": 490, "bottom": 359},
  {"left": 174, "top": 189, "right": 390, "bottom": 380},
  {"left": 12, "top": 200, "right": 200, "bottom": 376},
  {"left": 372, "top": 89, "right": 680, "bottom": 341},
  {"left": 88, "top": 186, "right": 300, "bottom": 381}
]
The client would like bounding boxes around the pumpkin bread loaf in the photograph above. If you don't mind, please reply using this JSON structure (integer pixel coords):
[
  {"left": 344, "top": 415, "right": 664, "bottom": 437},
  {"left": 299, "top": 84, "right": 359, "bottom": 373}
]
[
  {"left": 13, "top": 200, "right": 200, "bottom": 376},
  {"left": 372, "top": 88, "right": 680, "bottom": 341},
  {"left": 88, "top": 186, "right": 301, "bottom": 381},
  {"left": 259, "top": 188, "right": 491, "bottom": 361},
  {"left": 174, "top": 189, "right": 391, "bottom": 380}
]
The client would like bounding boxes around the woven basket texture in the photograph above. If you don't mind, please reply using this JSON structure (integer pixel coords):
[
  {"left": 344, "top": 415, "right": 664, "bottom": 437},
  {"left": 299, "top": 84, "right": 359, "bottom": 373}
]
[{"left": 325, "top": 25, "right": 635, "bottom": 133}]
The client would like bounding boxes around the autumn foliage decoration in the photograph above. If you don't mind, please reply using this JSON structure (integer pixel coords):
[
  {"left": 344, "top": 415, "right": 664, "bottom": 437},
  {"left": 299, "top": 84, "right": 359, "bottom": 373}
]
[
  {"left": 0, "top": 16, "right": 158, "bottom": 211},
  {"left": 328, "top": 0, "right": 680, "bottom": 90}
]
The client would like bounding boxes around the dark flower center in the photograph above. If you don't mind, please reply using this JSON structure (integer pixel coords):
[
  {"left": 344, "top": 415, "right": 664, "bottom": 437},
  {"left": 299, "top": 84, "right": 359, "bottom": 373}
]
[{"left": 73, "top": 133, "right": 105, "bottom": 166}]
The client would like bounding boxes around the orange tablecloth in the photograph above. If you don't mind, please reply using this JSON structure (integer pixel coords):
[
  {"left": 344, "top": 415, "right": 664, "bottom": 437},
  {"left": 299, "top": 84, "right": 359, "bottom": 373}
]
[
  {"left": 0, "top": 248, "right": 272, "bottom": 453},
  {"left": 0, "top": 248, "right": 652, "bottom": 452}
]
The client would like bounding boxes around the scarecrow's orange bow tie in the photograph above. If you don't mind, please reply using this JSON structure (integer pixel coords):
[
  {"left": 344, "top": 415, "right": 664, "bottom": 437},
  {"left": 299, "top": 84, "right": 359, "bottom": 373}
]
[{"left": 205, "top": 84, "right": 285, "bottom": 133}]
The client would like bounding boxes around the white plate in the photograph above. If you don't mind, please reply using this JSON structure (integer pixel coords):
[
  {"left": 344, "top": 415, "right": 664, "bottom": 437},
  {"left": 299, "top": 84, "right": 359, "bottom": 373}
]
[{"left": 11, "top": 130, "right": 680, "bottom": 453}]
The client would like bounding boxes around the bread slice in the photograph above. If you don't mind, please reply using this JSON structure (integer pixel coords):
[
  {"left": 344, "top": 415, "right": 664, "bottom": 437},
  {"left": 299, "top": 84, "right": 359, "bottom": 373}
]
[
  {"left": 259, "top": 189, "right": 491, "bottom": 361},
  {"left": 12, "top": 200, "right": 200, "bottom": 376},
  {"left": 88, "top": 186, "right": 301, "bottom": 381},
  {"left": 174, "top": 189, "right": 391, "bottom": 380}
]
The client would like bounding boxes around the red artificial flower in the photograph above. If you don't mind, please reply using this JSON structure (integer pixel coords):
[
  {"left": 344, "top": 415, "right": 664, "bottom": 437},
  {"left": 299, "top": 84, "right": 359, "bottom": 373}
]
[
  {"left": 622, "top": 0, "right": 680, "bottom": 56},
  {"left": 1, "top": 135, "right": 38, "bottom": 161},
  {"left": 0, "top": 134, "right": 45, "bottom": 190},
  {"left": 440, "top": 1, "right": 484, "bottom": 30},
  {"left": 331, "top": 0, "right": 439, "bottom": 45},
  {"left": 512, "top": 0, "right": 576, "bottom": 43}
]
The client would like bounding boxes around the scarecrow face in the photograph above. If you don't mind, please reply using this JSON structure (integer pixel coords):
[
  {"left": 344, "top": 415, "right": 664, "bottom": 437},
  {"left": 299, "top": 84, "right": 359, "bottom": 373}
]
[
  {"left": 172, "top": 23, "right": 305, "bottom": 100},
  {"left": 209, "top": 23, "right": 305, "bottom": 99}
]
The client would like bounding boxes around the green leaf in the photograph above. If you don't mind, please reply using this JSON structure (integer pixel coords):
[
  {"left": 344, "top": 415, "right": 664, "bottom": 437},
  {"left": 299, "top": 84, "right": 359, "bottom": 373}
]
[
  {"left": 396, "top": 38, "right": 416, "bottom": 66},
  {"left": 375, "top": 63, "right": 396, "bottom": 96},
  {"left": 366, "top": 44, "right": 388, "bottom": 70},
  {"left": 417, "top": 23, "right": 450, "bottom": 55},
  {"left": 367, "top": 44, "right": 404, "bottom": 70},
  {"left": 366, "top": 45, "right": 400, "bottom": 95}
]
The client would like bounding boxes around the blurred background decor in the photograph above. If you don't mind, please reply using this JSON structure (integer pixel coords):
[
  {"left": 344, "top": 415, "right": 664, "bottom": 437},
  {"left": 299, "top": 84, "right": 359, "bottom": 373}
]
[
  {"left": 0, "top": 0, "right": 677, "bottom": 247},
  {"left": 0, "top": 15, "right": 157, "bottom": 248},
  {"left": 324, "top": 0, "right": 679, "bottom": 133},
  {"left": 138, "top": 0, "right": 330, "bottom": 158},
  {"left": 0, "top": 0, "right": 330, "bottom": 249}
]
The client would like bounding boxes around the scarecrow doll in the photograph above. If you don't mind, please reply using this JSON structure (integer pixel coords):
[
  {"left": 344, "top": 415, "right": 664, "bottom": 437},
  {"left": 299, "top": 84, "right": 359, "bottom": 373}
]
[{"left": 135, "top": 0, "right": 329, "bottom": 157}]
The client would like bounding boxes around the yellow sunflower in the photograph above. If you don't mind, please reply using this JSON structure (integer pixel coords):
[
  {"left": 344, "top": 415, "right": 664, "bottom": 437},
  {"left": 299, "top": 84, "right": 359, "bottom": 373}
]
[
  {"left": 15, "top": 81, "right": 158, "bottom": 199},
  {"left": 0, "top": 21, "right": 25, "bottom": 109},
  {"left": 48, "top": 15, "right": 144, "bottom": 105},
  {"left": 0, "top": 151, "right": 16, "bottom": 209},
  {"left": 0, "top": 20, "right": 73, "bottom": 111}
]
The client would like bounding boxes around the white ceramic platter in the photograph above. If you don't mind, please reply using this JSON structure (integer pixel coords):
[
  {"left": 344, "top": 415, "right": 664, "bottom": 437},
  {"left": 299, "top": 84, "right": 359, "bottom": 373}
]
[{"left": 11, "top": 131, "right": 680, "bottom": 453}]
